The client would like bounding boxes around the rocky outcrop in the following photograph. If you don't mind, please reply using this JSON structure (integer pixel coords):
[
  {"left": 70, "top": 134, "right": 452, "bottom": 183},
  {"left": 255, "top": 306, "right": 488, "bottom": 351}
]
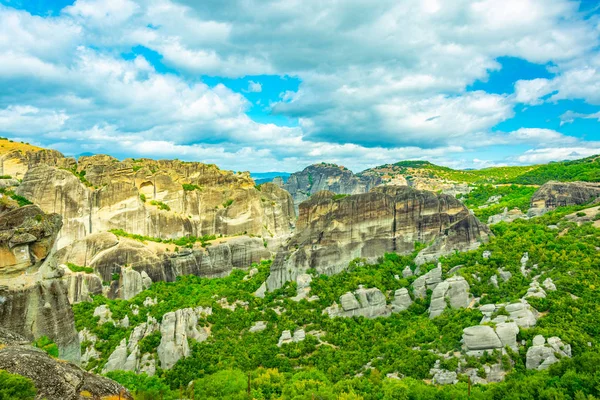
[
  {"left": 264, "top": 186, "right": 490, "bottom": 292},
  {"left": 528, "top": 181, "right": 600, "bottom": 217},
  {"left": 0, "top": 147, "right": 72, "bottom": 180},
  {"left": 526, "top": 335, "right": 571, "bottom": 370},
  {"left": 0, "top": 203, "right": 80, "bottom": 363},
  {"left": 412, "top": 266, "right": 443, "bottom": 299},
  {"left": 277, "top": 329, "right": 306, "bottom": 347},
  {"left": 428, "top": 276, "right": 470, "bottom": 318},
  {"left": 281, "top": 163, "right": 381, "bottom": 211},
  {"left": 52, "top": 232, "right": 272, "bottom": 300},
  {"left": 479, "top": 301, "right": 539, "bottom": 328},
  {"left": 16, "top": 161, "right": 295, "bottom": 249},
  {"left": 462, "top": 323, "right": 519, "bottom": 356},
  {"left": 157, "top": 307, "right": 211, "bottom": 369},
  {"left": 0, "top": 328, "right": 131, "bottom": 400},
  {"left": 390, "top": 288, "right": 413, "bottom": 312},
  {"left": 325, "top": 287, "right": 390, "bottom": 319},
  {"left": 488, "top": 207, "right": 528, "bottom": 225}
]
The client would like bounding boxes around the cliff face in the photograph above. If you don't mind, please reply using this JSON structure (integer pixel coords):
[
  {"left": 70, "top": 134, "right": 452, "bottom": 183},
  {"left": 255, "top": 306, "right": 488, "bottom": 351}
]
[
  {"left": 16, "top": 156, "right": 295, "bottom": 248},
  {"left": 264, "top": 186, "right": 490, "bottom": 291},
  {"left": 529, "top": 181, "right": 600, "bottom": 216},
  {"left": 281, "top": 163, "right": 381, "bottom": 210},
  {"left": 0, "top": 203, "right": 80, "bottom": 363},
  {"left": 0, "top": 147, "right": 73, "bottom": 180},
  {"left": 52, "top": 232, "right": 272, "bottom": 301}
]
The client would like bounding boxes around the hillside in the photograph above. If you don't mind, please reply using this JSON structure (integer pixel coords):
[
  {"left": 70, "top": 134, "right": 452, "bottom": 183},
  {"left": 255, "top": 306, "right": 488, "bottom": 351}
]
[{"left": 361, "top": 155, "right": 600, "bottom": 186}]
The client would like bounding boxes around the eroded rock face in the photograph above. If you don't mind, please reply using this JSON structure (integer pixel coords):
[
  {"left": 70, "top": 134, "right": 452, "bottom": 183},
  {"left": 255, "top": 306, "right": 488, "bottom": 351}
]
[
  {"left": 326, "top": 287, "right": 390, "bottom": 319},
  {"left": 488, "top": 207, "right": 528, "bottom": 225},
  {"left": 17, "top": 162, "right": 295, "bottom": 249},
  {"left": 0, "top": 204, "right": 80, "bottom": 363},
  {"left": 462, "top": 323, "right": 519, "bottom": 356},
  {"left": 52, "top": 233, "right": 271, "bottom": 300},
  {"left": 0, "top": 328, "right": 131, "bottom": 400},
  {"left": 281, "top": 163, "right": 381, "bottom": 211},
  {"left": 265, "top": 186, "right": 490, "bottom": 291},
  {"left": 528, "top": 181, "right": 600, "bottom": 217},
  {"left": 0, "top": 148, "right": 72, "bottom": 180},
  {"left": 428, "top": 276, "right": 470, "bottom": 319},
  {"left": 526, "top": 335, "right": 571, "bottom": 370},
  {"left": 157, "top": 307, "right": 211, "bottom": 369}
]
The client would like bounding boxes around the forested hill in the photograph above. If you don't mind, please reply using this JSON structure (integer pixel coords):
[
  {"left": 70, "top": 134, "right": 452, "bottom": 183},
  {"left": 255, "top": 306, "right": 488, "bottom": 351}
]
[{"left": 361, "top": 155, "right": 600, "bottom": 185}]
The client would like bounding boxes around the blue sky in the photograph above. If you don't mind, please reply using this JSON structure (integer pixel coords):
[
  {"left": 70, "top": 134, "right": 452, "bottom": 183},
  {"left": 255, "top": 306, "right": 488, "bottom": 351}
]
[{"left": 0, "top": 0, "right": 600, "bottom": 172}]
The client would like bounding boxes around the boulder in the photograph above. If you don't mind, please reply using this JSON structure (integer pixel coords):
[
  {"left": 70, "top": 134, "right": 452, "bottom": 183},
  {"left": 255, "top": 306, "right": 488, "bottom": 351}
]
[
  {"left": 249, "top": 321, "right": 267, "bottom": 333},
  {"left": 428, "top": 276, "right": 470, "bottom": 318},
  {"left": 391, "top": 288, "right": 412, "bottom": 312},
  {"left": 526, "top": 335, "right": 571, "bottom": 370},
  {"left": 326, "top": 287, "right": 390, "bottom": 319},
  {"left": 529, "top": 181, "right": 600, "bottom": 217},
  {"left": 277, "top": 328, "right": 306, "bottom": 347}
]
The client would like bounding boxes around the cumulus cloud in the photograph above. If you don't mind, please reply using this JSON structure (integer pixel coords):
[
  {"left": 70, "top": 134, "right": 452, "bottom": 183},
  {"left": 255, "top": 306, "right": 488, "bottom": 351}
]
[{"left": 0, "top": 0, "right": 598, "bottom": 171}]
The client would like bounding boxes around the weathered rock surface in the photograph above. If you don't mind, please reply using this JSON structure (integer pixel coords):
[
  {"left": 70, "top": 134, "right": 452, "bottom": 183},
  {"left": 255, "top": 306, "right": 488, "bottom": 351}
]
[
  {"left": 0, "top": 147, "right": 72, "bottom": 180},
  {"left": 281, "top": 163, "right": 381, "bottom": 211},
  {"left": 528, "top": 181, "right": 600, "bottom": 217},
  {"left": 249, "top": 321, "right": 267, "bottom": 333},
  {"left": 157, "top": 307, "right": 211, "bottom": 369},
  {"left": 0, "top": 328, "right": 131, "bottom": 400},
  {"left": 462, "top": 323, "right": 519, "bottom": 356},
  {"left": 17, "top": 161, "right": 295, "bottom": 249},
  {"left": 0, "top": 204, "right": 80, "bottom": 363},
  {"left": 277, "top": 328, "right": 306, "bottom": 347},
  {"left": 480, "top": 301, "right": 538, "bottom": 328},
  {"left": 488, "top": 207, "right": 528, "bottom": 225},
  {"left": 265, "top": 186, "right": 490, "bottom": 291},
  {"left": 412, "top": 266, "right": 443, "bottom": 299},
  {"left": 325, "top": 287, "right": 390, "bottom": 319},
  {"left": 391, "top": 288, "right": 413, "bottom": 312},
  {"left": 52, "top": 232, "right": 272, "bottom": 300},
  {"left": 526, "top": 335, "right": 571, "bottom": 370},
  {"left": 428, "top": 276, "right": 470, "bottom": 318}
]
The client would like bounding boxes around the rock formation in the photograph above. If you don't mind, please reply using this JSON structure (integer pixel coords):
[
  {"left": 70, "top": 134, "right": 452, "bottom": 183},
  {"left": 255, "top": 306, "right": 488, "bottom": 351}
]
[
  {"left": 428, "top": 276, "right": 471, "bottom": 318},
  {"left": 277, "top": 329, "right": 306, "bottom": 346},
  {"left": 526, "top": 335, "right": 571, "bottom": 370},
  {"left": 0, "top": 202, "right": 80, "bottom": 363},
  {"left": 488, "top": 207, "right": 528, "bottom": 225},
  {"left": 157, "top": 307, "right": 211, "bottom": 369},
  {"left": 325, "top": 287, "right": 390, "bottom": 318},
  {"left": 528, "top": 181, "right": 600, "bottom": 217},
  {"left": 264, "top": 186, "right": 490, "bottom": 292},
  {"left": 16, "top": 159, "right": 295, "bottom": 249},
  {"left": 280, "top": 163, "right": 381, "bottom": 211},
  {"left": 52, "top": 232, "right": 272, "bottom": 301},
  {"left": 0, "top": 328, "right": 131, "bottom": 400},
  {"left": 462, "top": 323, "right": 519, "bottom": 356}
]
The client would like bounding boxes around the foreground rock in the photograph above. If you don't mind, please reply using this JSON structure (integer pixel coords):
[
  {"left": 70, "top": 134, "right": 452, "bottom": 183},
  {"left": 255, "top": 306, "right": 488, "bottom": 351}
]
[
  {"left": 0, "top": 203, "right": 80, "bottom": 363},
  {"left": 0, "top": 329, "right": 131, "bottom": 400},
  {"left": 462, "top": 323, "right": 519, "bottom": 356},
  {"left": 428, "top": 276, "right": 471, "bottom": 318},
  {"left": 264, "top": 186, "right": 490, "bottom": 291},
  {"left": 528, "top": 181, "right": 600, "bottom": 217},
  {"left": 280, "top": 163, "right": 381, "bottom": 211}
]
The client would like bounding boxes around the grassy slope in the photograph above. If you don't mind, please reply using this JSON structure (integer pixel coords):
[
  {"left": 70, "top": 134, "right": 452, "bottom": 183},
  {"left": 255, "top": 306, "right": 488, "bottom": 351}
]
[{"left": 0, "top": 137, "right": 44, "bottom": 156}]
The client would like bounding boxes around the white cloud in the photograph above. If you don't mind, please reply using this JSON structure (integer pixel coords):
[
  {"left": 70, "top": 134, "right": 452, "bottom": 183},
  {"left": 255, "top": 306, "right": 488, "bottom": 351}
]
[
  {"left": 246, "top": 81, "right": 262, "bottom": 93},
  {"left": 515, "top": 146, "right": 600, "bottom": 164}
]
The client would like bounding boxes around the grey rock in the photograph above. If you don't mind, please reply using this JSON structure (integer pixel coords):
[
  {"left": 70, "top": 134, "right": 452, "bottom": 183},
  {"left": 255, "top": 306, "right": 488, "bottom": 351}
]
[
  {"left": 498, "top": 268, "right": 512, "bottom": 282},
  {"left": 483, "top": 251, "right": 492, "bottom": 259},
  {"left": 249, "top": 321, "right": 267, "bottom": 333},
  {"left": 489, "top": 274, "right": 499, "bottom": 288},
  {"left": 103, "top": 339, "right": 128, "bottom": 373},
  {"left": 391, "top": 288, "right": 412, "bottom": 312},
  {"left": 326, "top": 287, "right": 390, "bottom": 319},
  {"left": 278, "top": 328, "right": 306, "bottom": 347},
  {"left": 543, "top": 278, "right": 557, "bottom": 291},
  {"left": 463, "top": 326, "right": 502, "bottom": 352},
  {"left": 428, "top": 276, "right": 470, "bottom": 319},
  {"left": 93, "top": 305, "right": 114, "bottom": 325},
  {"left": 526, "top": 336, "right": 571, "bottom": 370},
  {"left": 157, "top": 307, "right": 211, "bottom": 369},
  {"left": 402, "top": 266, "right": 413, "bottom": 278},
  {"left": 412, "top": 266, "right": 443, "bottom": 299}
]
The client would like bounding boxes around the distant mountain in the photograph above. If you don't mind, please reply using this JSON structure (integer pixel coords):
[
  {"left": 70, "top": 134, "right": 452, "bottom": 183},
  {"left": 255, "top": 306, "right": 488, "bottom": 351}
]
[{"left": 251, "top": 171, "right": 291, "bottom": 184}]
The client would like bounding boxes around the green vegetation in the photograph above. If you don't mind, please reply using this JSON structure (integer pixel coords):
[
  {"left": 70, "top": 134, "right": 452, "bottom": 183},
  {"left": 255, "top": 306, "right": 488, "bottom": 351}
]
[
  {"left": 109, "top": 229, "right": 216, "bottom": 248},
  {"left": 63, "top": 166, "right": 93, "bottom": 187},
  {"left": 149, "top": 200, "right": 170, "bottom": 211},
  {"left": 182, "top": 184, "right": 202, "bottom": 191},
  {"left": 0, "top": 175, "right": 12, "bottom": 179},
  {"left": 0, "top": 370, "right": 37, "bottom": 400},
  {"left": 66, "top": 262, "right": 94, "bottom": 274},
  {"left": 74, "top": 203, "right": 600, "bottom": 399},
  {"left": 132, "top": 165, "right": 144, "bottom": 172},
  {"left": 139, "top": 193, "right": 146, "bottom": 203},
  {"left": 508, "top": 155, "right": 600, "bottom": 184},
  {"left": 223, "top": 199, "right": 234, "bottom": 208},
  {"left": 332, "top": 194, "right": 350, "bottom": 201},
  {"left": 33, "top": 336, "right": 59, "bottom": 358},
  {"left": 459, "top": 184, "right": 537, "bottom": 221},
  {"left": 0, "top": 188, "right": 32, "bottom": 207}
]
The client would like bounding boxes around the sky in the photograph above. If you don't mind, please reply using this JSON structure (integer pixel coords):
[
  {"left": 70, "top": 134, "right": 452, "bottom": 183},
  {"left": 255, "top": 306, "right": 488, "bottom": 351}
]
[{"left": 1, "top": 0, "right": 600, "bottom": 173}]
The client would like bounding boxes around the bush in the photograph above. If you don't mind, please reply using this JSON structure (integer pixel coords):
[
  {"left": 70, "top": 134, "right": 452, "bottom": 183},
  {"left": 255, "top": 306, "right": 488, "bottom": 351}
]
[
  {"left": 0, "top": 370, "right": 37, "bottom": 399},
  {"left": 150, "top": 200, "right": 170, "bottom": 211},
  {"left": 66, "top": 263, "right": 94, "bottom": 274},
  {"left": 33, "top": 336, "right": 59, "bottom": 358}
]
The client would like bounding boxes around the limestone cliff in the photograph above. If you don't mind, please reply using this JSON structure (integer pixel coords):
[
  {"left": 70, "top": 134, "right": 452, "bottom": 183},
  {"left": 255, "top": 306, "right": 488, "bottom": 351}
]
[
  {"left": 281, "top": 163, "right": 381, "bottom": 210},
  {"left": 16, "top": 158, "right": 295, "bottom": 248},
  {"left": 0, "top": 203, "right": 80, "bottom": 363},
  {"left": 528, "top": 181, "right": 600, "bottom": 216},
  {"left": 0, "top": 142, "right": 73, "bottom": 180},
  {"left": 52, "top": 232, "right": 272, "bottom": 301},
  {"left": 264, "top": 186, "right": 490, "bottom": 291}
]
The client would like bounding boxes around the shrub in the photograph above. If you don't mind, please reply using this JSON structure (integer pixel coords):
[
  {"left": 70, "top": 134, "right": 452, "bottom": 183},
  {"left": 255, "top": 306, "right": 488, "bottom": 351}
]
[
  {"left": 33, "top": 336, "right": 59, "bottom": 358},
  {"left": 150, "top": 200, "right": 170, "bottom": 211},
  {"left": 0, "top": 369, "right": 37, "bottom": 399},
  {"left": 66, "top": 263, "right": 94, "bottom": 274}
]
